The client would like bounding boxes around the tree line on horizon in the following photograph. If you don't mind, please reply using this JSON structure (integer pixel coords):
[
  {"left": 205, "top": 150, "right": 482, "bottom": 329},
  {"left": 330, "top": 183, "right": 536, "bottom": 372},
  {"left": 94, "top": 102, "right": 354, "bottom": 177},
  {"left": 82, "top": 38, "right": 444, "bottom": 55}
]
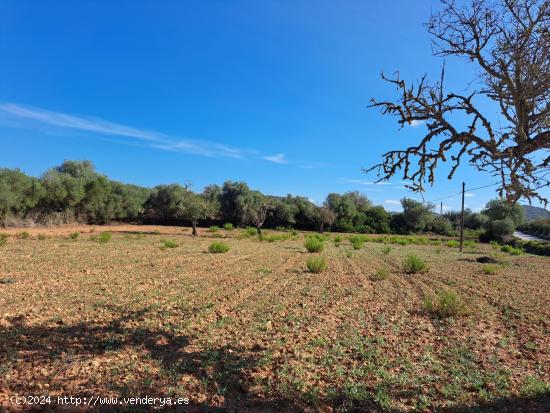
[{"left": 0, "top": 160, "right": 529, "bottom": 240}]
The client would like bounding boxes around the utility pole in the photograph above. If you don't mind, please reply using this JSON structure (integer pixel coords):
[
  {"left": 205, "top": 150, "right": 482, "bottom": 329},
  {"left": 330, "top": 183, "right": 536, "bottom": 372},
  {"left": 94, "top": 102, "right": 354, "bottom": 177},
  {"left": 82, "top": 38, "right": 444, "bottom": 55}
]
[
  {"left": 459, "top": 182, "right": 465, "bottom": 252},
  {"left": 440, "top": 201, "right": 443, "bottom": 215}
]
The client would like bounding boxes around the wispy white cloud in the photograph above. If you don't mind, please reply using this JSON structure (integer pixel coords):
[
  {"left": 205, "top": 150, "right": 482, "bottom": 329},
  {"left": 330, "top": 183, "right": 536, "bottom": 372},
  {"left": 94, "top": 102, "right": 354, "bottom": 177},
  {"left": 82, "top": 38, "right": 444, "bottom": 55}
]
[
  {"left": 264, "top": 153, "right": 288, "bottom": 164},
  {"left": 0, "top": 102, "right": 248, "bottom": 159},
  {"left": 339, "top": 178, "right": 393, "bottom": 185},
  {"left": 385, "top": 199, "right": 401, "bottom": 205},
  {"left": 465, "top": 192, "right": 475, "bottom": 197},
  {"left": 408, "top": 120, "right": 424, "bottom": 127}
]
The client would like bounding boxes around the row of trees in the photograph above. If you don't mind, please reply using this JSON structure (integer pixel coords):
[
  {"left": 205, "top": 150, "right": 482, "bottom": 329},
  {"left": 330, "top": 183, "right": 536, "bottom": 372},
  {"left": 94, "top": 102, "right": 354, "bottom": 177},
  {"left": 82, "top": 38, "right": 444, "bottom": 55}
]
[{"left": 1, "top": 160, "right": 527, "bottom": 239}]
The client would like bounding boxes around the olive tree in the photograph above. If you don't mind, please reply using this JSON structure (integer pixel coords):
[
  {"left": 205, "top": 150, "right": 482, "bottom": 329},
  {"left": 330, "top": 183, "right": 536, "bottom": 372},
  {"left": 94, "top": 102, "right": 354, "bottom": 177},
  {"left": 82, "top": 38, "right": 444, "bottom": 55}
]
[
  {"left": 176, "top": 192, "right": 213, "bottom": 236},
  {"left": 239, "top": 191, "right": 273, "bottom": 236},
  {"left": 367, "top": 0, "right": 550, "bottom": 205}
]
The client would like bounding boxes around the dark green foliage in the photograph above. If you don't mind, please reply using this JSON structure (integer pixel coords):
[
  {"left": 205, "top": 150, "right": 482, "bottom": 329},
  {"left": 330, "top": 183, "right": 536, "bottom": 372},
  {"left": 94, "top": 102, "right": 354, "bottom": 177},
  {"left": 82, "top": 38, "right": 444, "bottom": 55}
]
[
  {"left": 208, "top": 241, "right": 230, "bottom": 253},
  {"left": 517, "top": 218, "right": 550, "bottom": 240}
]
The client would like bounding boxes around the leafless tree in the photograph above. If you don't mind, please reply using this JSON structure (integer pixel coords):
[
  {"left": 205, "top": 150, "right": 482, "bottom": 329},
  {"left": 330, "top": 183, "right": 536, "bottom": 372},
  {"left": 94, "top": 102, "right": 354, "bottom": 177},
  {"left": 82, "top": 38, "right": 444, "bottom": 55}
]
[{"left": 367, "top": 0, "right": 549, "bottom": 205}]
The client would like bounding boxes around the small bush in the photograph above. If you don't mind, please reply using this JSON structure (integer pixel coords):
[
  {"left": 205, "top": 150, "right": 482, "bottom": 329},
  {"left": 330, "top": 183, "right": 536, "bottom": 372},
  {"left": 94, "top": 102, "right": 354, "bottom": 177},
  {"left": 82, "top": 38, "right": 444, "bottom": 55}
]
[
  {"left": 501, "top": 244, "right": 523, "bottom": 255},
  {"left": 423, "top": 289, "right": 466, "bottom": 318},
  {"left": 69, "top": 232, "right": 80, "bottom": 240},
  {"left": 18, "top": 231, "right": 31, "bottom": 239},
  {"left": 334, "top": 235, "right": 342, "bottom": 243},
  {"left": 223, "top": 223, "right": 234, "bottom": 231},
  {"left": 372, "top": 267, "right": 390, "bottom": 281},
  {"left": 291, "top": 230, "right": 298, "bottom": 236},
  {"left": 209, "top": 241, "right": 230, "bottom": 253},
  {"left": 244, "top": 227, "right": 258, "bottom": 237},
  {"left": 351, "top": 239, "right": 364, "bottom": 250},
  {"left": 464, "top": 240, "right": 477, "bottom": 248},
  {"left": 37, "top": 234, "right": 46, "bottom": 241},
  {"left": 98, "top": 232, "right": 112, "bottom": 243},
  {"left": 306, "top": 256, "right": 328, "bottom": 273},
  {"left": 446, "top": 240, "right": 460, "bottom": 248},
  {"left": 482, "top": 265, "right": 498, "bottom": 275},
  {"left": 382, "top": 246, "right": 391, "bottom": 255},
  {"left": 208, "top": 225, "right": 220, "bottom": 233},
  {"left": 304, "top": 237, "right": 324, "bottom": 253},
  {"left": 0, "top": 233, "right": 8, "bottom": 246},
  {"left": 346, "top": 251, "right": 353, "bottom": 258},
  {"left": 261, "top": 233, "right": 290, "bottom": 242},
  {"left": 162, "top": 239, "right": 178, "bottom": 248},
  {"left": 403, "top": 255, "right": 427, "bottom": 274},
  {"left": 490, "top": 240, "right": 500, "bottom": 249}
]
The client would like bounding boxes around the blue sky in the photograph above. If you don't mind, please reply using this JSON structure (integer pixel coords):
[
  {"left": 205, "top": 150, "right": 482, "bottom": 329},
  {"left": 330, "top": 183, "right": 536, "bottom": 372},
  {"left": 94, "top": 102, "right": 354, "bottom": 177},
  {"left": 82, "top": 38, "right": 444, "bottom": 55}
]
[{"left": 0, "top": 0, "right": 546, "bottom": 212}]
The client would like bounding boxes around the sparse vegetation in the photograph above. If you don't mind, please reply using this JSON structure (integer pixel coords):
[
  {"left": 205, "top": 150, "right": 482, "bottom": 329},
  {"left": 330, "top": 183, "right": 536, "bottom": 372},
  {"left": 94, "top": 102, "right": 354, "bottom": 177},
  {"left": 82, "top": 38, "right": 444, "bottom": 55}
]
[
  {"left": 208, "top": 241, "right": 230, "bottom": 253},
  {"left": 306, "top": 256, "right": 327, "bottom": 273},
  {"left": 482, "top": 265, "right": 498, "bottom": 275},
  {"left": 372, "top": 267, "right": 389, "bottom": 281},
  {"left": 208, "top": 225, "right": 220, "bottom": 232},
  {"left": 423, "top": 289, "right": 467, "bottom": 318},
  {"left": 0, "top": 233, "right": 7, "bottom": 246},
  {"left": 98, "top": 232, "right": 112, "bottom": 243},
  {"left": 69, "top": 232, "right": 80, "bottom": 240},
  {"left": 382, "top": 246, "right": 391, "bottom": 255},
  {"left": 403, "top": 255, "right": 427, "bottom": 274},
  {"left": 18, "top": 231, "right": 31, "bottom": 239},
  {"left": 37, "top": 234, "right": 46, "bottom": 241},
  {"left": 223, "top": 223, "right": 234, "bottom": 231},
  {"left": 162, "top": 239, "right": 178, "bottom": 249}
]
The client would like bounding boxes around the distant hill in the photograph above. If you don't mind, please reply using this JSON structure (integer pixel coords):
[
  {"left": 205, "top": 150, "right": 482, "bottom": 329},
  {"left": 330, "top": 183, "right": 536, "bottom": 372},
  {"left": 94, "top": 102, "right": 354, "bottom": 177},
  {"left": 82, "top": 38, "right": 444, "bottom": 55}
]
[{"left": 522, "top": 205, "right": 550, "bottom": 220}]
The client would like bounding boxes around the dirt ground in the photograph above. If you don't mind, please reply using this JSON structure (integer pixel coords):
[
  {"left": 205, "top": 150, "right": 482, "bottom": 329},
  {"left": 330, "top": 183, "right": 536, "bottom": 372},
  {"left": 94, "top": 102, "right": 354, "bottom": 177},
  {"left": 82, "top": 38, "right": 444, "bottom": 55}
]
[{"left": 1, "top": 225, "right": 549, "bottom": 412}]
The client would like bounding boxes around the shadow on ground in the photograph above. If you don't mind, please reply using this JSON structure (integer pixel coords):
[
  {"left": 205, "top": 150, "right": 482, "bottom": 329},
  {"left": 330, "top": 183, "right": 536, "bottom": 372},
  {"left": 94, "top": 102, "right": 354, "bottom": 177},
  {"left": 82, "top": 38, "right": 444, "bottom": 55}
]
[{"left": 0, "top": 308, "right": 548, "bottom": 412}]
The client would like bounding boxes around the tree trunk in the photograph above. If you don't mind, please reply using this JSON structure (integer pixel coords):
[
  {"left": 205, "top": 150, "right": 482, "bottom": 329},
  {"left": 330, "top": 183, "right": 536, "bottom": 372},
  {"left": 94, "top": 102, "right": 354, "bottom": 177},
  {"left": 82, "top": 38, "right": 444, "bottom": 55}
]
[
  {"left": 192, "top": 221, "right": 197, "bottom": 236},
  {"left": 319, "top": 223, "right": 325, "bottom": 234},
  {"left": 256, "top": 226, "right": 262, "bottom": 236}
]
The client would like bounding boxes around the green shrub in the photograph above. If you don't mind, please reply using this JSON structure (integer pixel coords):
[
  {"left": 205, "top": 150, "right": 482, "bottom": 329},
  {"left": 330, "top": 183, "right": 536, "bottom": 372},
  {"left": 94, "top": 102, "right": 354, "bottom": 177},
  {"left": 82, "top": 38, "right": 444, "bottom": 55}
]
[
  {"left": 69, "top": 232, "right": 80, "bottom": 240},
  {"left": 18, "top": 231, "right": 31, "bottom": 239},
  {"left": 372, "top": 267, "right": 390, "bottom": 281},
  {"left": 208, "top": 225, "right": 220, "bottom": 232},
  {"left": 403, "top": 255, "right": 427, "bottom": 274},
  {"left": 351, "top": 239, "right": 364, "bottom": 250},
  {"left": 482, "top": 265, "right": 498, "bottom": 275},
  {"left": 423, "top": 289, "right": 466, "bottom": 318},
  {"left": 346, "top": 251, "right": 353, "bottom": 258},
  {"left": 304, "top": 237, "right": 324, "bottom": 253},
  {"left": 37, "top": 234, "right": 46, "bottom": 241},
  {"left": 98, "top": 232, "right": 112, "bottom": 243},
  {"left": 209, "top": 241, "right": 230, "bottom": 253},
  {"left": 463, "top": 240, "right": 477, "bottom": 248},
  {"left": 334, "top": 235, "right": 342, "bottom": 243},
  {"left": 501, "top": 244, "right": 523, "bottom": 255},
  {"left": 223, "top": 223, "right": 234, "bottom": 231},
  {"left": 291, "top": 230, "right": 298, "bottom": 236},
  {"left": 162, "top": 239, "right": 178, "bottom": 248},
  {"left": 446, "top": 240, "right": 460, "bottom": 248},
  {"left": 244, "top": 227, "right": 258, "bottom": 237},
  {"left": 306, "top": 256, "right": 327, "bottom": 273},
  {"left": 490, "top": 240, "right": 501, "bottom": 250},
  {"left": 0, "top": 233, "right": 7, "bottom": 246},
  {"left": 382, "top": 246, "right": 391, "bottom": 255}
]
